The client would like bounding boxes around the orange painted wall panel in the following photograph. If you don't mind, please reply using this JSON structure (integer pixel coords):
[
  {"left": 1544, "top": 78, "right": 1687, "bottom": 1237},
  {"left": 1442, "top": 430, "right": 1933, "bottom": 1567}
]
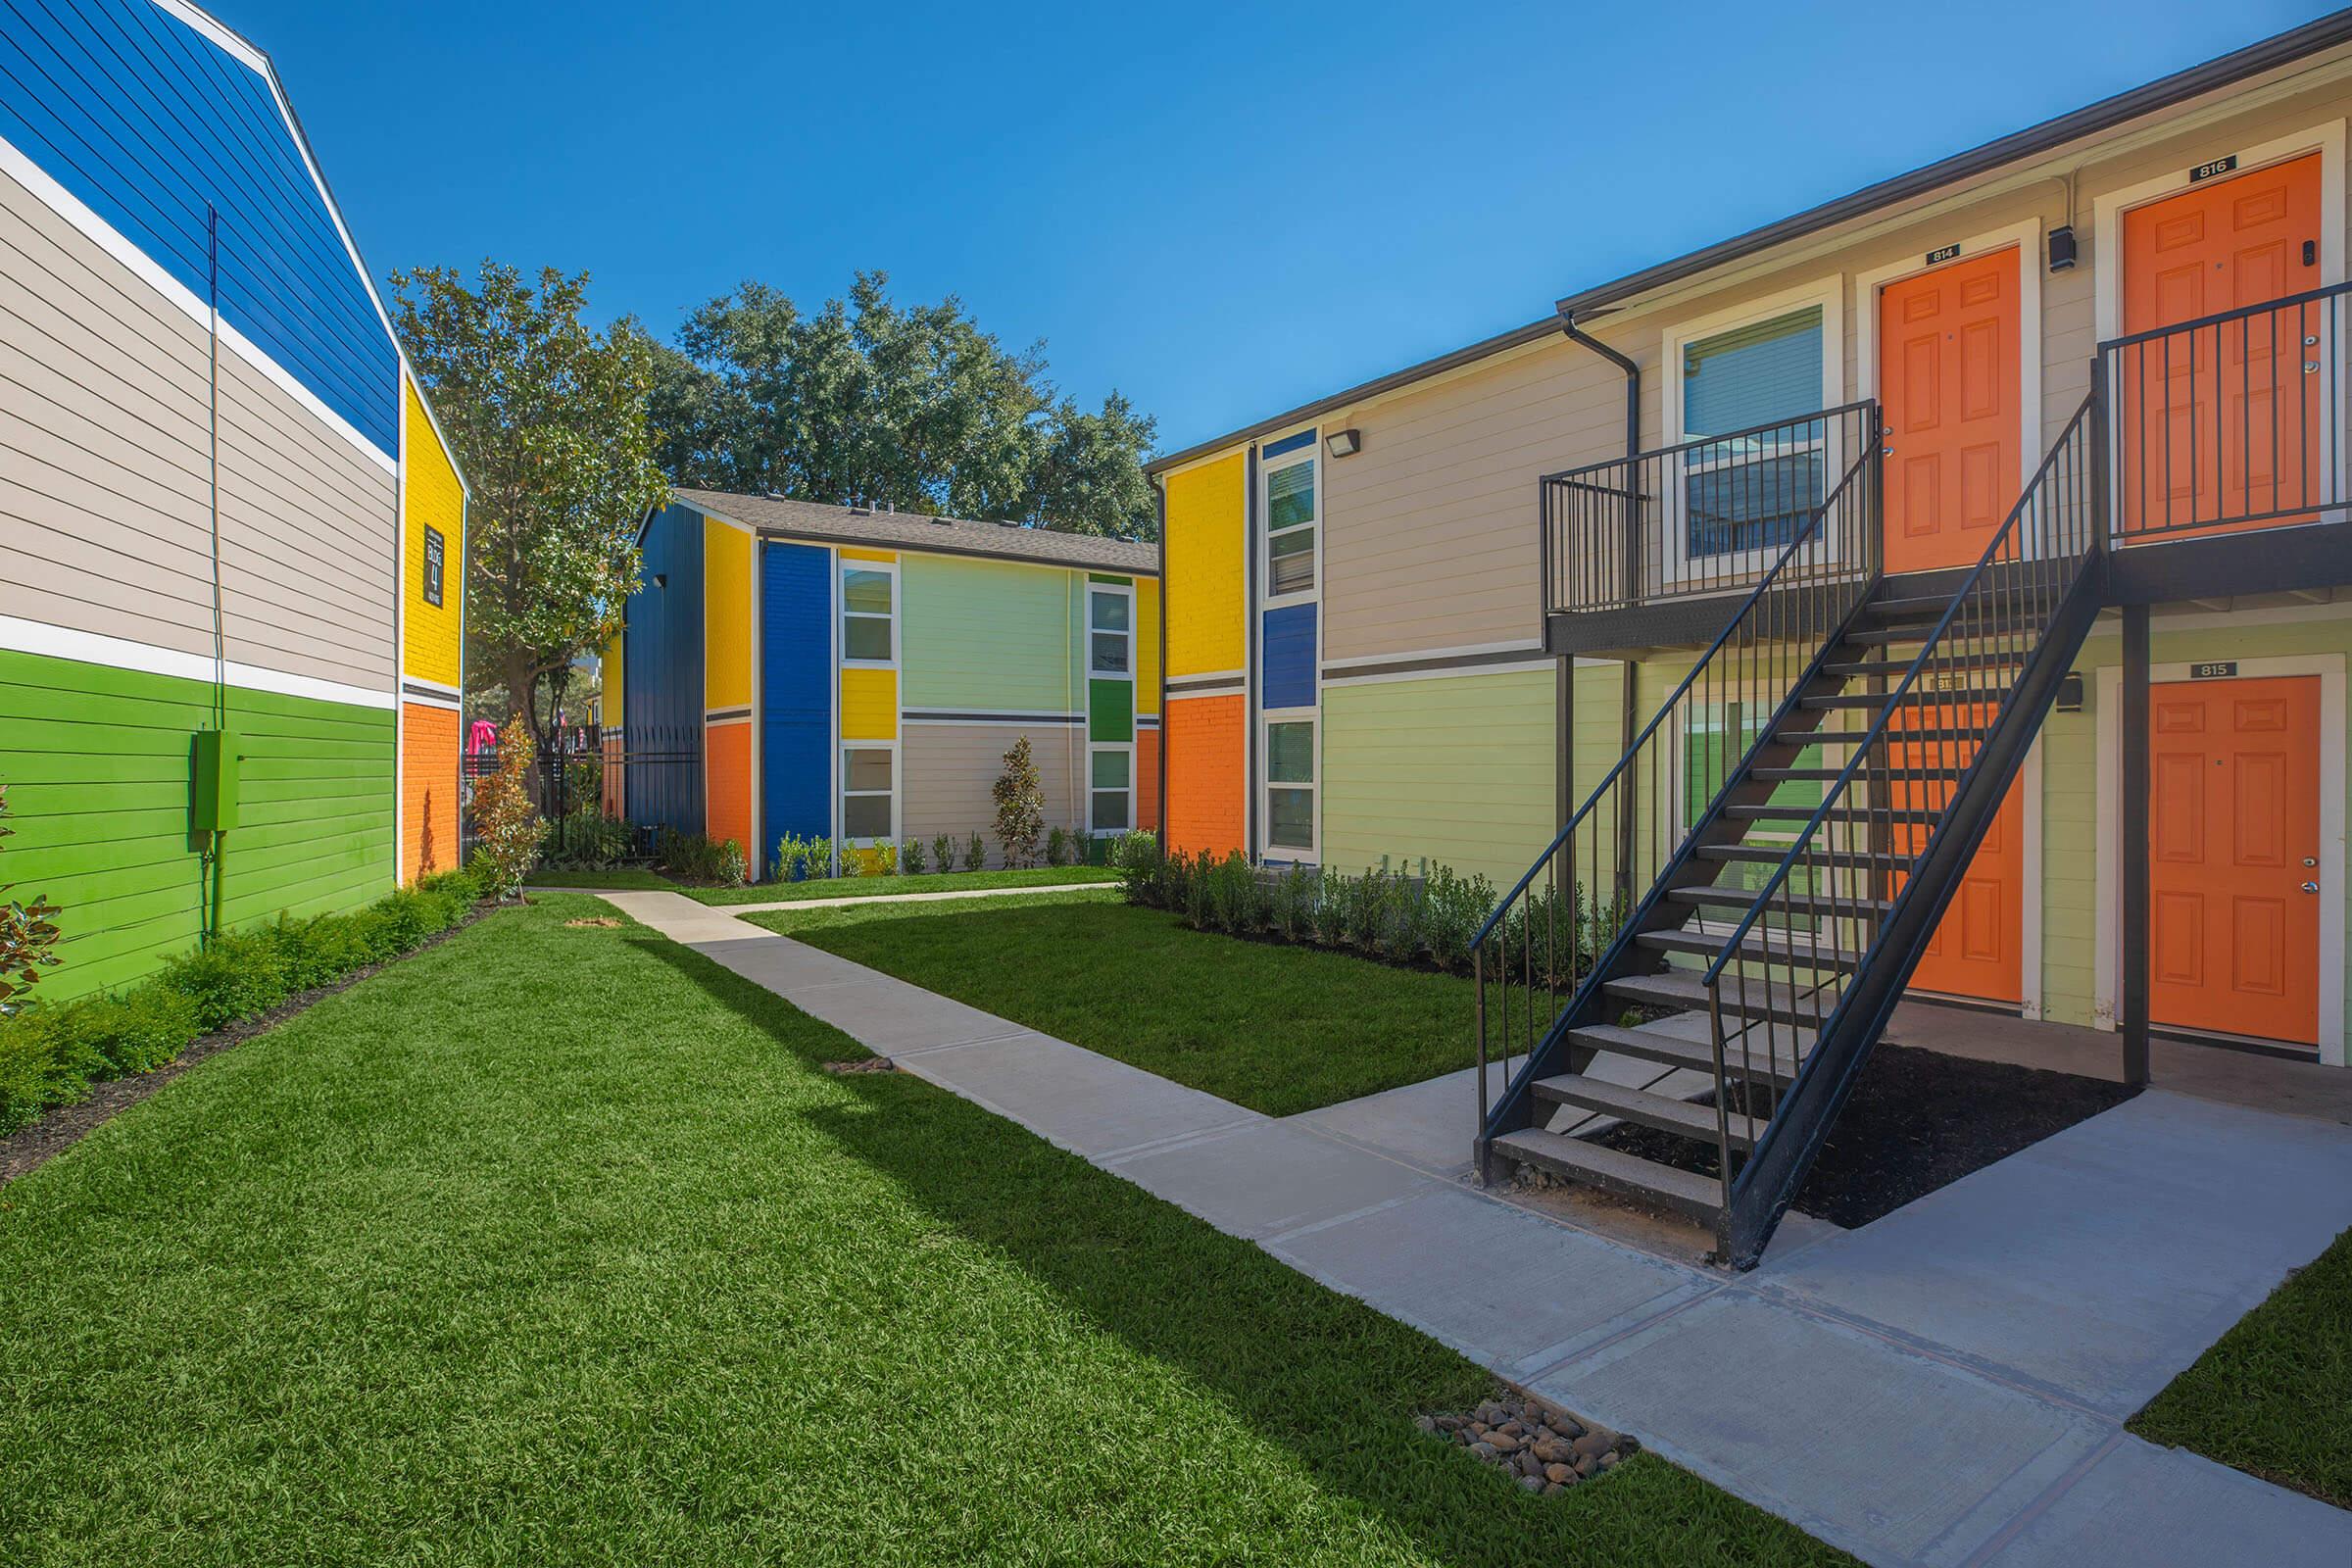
[
  {"left": 1136, "top": 726, "right": 1161, "bottom": 832},
  {"left": 400, "top": 703, "right": 462, "bottom": 883},
  {"left": 706, "top": 719, "right": 754, "bottom": 855},
  {"left": 1165, "top": 695, "right": 1243, "bottom": 857}
]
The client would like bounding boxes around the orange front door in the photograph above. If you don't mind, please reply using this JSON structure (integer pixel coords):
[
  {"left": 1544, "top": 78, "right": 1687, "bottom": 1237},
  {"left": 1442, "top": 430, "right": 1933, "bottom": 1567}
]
[
  {"left": 1890, "top": 702, "right": 2025, "bottom": 1004},
  {"left": 2148, "top": 675, "right": 2323, "bottom": 1046},
  {"left": 2120, "top": 154, "right": 2325, "bottom": 536},
  {"left": 1880, "top": 247, "right": 2023, "bottom": 574}
]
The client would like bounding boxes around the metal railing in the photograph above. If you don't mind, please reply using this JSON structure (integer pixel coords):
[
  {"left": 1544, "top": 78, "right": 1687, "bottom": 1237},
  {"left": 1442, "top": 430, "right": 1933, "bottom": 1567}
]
[
  {"left": 1475, "top": 401, "right": 1882, "bottom": 1134},
  {"left": 1698, "top": 390, "right": 2108, "bottom": 1262},
  {"left": 1542, "top": 404, "right": 1880, "bottom": 612},
  {"left": 2100, "top": 279, "right": 2349, "bottom": 540}
]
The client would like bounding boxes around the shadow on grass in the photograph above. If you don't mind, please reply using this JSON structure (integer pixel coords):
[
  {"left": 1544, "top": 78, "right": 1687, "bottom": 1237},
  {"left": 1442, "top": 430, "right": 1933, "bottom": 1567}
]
[{"left": 623, "top": 925, "right": 1841, "bottom": 1566}]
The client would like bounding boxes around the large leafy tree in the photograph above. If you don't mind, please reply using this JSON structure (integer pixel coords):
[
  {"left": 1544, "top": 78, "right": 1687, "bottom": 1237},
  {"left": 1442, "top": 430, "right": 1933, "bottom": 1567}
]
[
  {"left": 391, "top": 264, "right": 672, "bottom": 760},
  {"left": 651, "top": 271, "right": 1156, "bottom": 540}
]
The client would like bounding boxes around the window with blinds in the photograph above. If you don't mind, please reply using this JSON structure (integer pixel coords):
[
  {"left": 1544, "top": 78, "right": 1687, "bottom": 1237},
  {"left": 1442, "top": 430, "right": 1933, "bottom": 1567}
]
[
  {"left": 1264, "top": 451, "right": 1317, "bottom": 599},
  {"left": 1680, "top": 306, "right": 1828, "bottom": 559}
]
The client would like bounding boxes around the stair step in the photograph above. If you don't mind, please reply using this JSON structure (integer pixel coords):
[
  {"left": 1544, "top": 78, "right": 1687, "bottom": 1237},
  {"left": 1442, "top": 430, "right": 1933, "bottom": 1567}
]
[
  {"left": 1822, "top": 651, "right": 2023, "bottom": 678},
  {"left": 1490, "top": 1127, "right": 1723, "bottom": 1224},
  {"left": 1752, "top": 765, "right": 1961, "bottom": 782},
  {"left": 1845, "top": 619, "right": 2041, "bottom": 646},
  {"left": 1564, "top": 1021, "right": 1805, "bottom": 1084},
  {"left": 1604, "top": 970, "right": 1835, "bottom": 1028},
  {"left": 1636, "top": 926, "right": 1866, "bottom": 971},
  {"left": 1802, "top": 689, "right": 2006, "bottom": 711},
  {"left": 1666, "top": 884, "right": 1893, "bottom": 917},
  {"left": 1861, "top": 591, "right": 1964, "bottom": 621},
  {"left": 1698, "top": 844, "right": 1895, "bottom": 870},
  {"left": 1532, "top": 1075, "right": 1756, "bottom": 1150},
  {"left": 1722, "top": 805, "right": 1941, "bottom": 824}
]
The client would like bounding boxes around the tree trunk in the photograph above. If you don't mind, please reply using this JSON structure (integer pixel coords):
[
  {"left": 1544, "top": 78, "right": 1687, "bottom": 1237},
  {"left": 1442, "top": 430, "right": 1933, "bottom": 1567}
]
[{"left": 496, "top": 652, "right": 552, "bottom": 812}]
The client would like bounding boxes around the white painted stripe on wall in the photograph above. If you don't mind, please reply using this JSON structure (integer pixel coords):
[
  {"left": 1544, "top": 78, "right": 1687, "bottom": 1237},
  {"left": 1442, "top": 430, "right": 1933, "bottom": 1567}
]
[
  {"left": 0, "top": 132, "right": 398, "bottom": 477},
  {"left": 0, "top": 613, "right": 395, "bottom": 710}
]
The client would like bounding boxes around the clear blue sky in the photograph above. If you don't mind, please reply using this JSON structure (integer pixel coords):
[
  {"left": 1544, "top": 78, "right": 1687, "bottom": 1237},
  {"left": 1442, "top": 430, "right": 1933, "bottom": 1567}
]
[{"left": 221, "top": 0, "right": 2334, "bottom": 455}]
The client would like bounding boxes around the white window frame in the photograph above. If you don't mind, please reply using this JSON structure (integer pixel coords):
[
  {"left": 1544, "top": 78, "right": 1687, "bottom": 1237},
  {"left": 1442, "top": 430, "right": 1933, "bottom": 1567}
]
[
  {"left": 1087, "top": 741, "right": 1134, "bottom": 837},
  {"left": 840, "top": 740, "right": 900, "bottom": 847},
  {"left": 840, "top": 560, "right": 900, "bottom": 669},
  {"left": 1088, "top": 581, "right": 1136, "bottom": 681},
  {"left": 1659, "top": 277, "right": 1846, "bottom": 590},
  {"left": 1259, "top": 436, "right": 1321, "bottom": 610},
  {"left": 1260, "top": 712, "right": 1318, "bottom": 859}
]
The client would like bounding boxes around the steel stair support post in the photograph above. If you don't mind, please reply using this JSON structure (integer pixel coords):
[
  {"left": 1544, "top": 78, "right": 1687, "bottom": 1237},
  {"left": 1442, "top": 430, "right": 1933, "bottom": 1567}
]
[{"left": 2121, "top": 602, "right": 2152, "bottom": 1086}]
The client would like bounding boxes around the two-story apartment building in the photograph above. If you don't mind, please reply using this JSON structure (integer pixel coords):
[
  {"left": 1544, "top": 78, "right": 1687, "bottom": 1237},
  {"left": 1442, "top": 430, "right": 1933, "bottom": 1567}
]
[
  {"left": 614, "top": 492, "right": 1159, "bottom": 876},
  {"left": 1151, "top": 15, "right": 2352, "bottom": 1262},
  {"left": 0, "top": 1, "right": 468, "bottom": 999}
]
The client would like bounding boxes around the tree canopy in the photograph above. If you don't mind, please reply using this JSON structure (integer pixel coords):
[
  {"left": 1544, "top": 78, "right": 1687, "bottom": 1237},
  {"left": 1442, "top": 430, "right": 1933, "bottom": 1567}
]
[
  {"left": 390, "top": 263, "right": 672, "bottom": 753},
  {"left": 650, "top": 271, "right": 1157, "bottom": 541}
]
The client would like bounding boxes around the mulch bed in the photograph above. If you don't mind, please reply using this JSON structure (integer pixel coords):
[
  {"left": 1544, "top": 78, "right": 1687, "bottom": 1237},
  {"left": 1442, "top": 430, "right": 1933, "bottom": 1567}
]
[
  {"left": 1595, "top": 1040, "right": 2140, "bottom": 1229},
  {"left": 0, "top": 906, "right": 494, "bottom": 1189}
]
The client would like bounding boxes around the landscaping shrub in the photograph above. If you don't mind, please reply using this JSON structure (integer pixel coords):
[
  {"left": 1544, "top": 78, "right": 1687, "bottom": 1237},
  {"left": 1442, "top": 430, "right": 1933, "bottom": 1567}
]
[
  {"left": 931, "top": 834, "right": 956, "bottom": 875},
  {"left": 657, "top": 832, "right": 749, "bottom": 887},
  {"left": 991, "top": 737, "right": 1045, "bottom": 869},
  {"left": 900, "top": 837, "right": 926, "bottom": 874},
  {"left": 0, "top": 862, "right": 489, "bottom": 1135},
  {"left": 541, "top": 810, "right": 633, "bottom": 867},
  {"left": 772, "top": 831, "right": 831, "bottom": 883},
  {"left": 1044, "top": 825, "right": 1072, "bottom": 868},
  {"left": 1108, "top": 837, "right": 1615, "bottom": 980},
  {"left": 962, "top": 832, "right": 986, "bottom": 873},
  {"left": 0, "top": 781, "right": 62, "bottom": 1015},
  {"left": 471, "top": 716, "right": 546, "bottom": 900}
]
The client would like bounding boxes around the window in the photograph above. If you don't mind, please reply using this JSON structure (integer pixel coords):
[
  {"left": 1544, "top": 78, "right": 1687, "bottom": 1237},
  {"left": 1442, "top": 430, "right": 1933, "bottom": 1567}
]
[
  {"left": 1264, "top": 719, "right": 1315, "bottom": 853},
  {"left": 1679, "top": 305, "right": 1828, "bottom": 559},
  {"left": 842, "top": 564, "right": 895, "bottom": 663},
  {"left": 1090, "top": 587, "right": 1132, "bottom": 675},
  {"left": 1262, "top": 438, "right": 1317, "bottom": 600},
  {"left": 842, "top": 746, "right": 894, "bottom": 841},
  {"left": 1090, "top": 746, "right": 1132, "bottom": 834}
]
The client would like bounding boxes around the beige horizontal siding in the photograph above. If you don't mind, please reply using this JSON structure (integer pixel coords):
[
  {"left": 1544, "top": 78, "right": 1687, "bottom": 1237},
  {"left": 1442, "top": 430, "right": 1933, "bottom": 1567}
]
[
  {"left": 901, "top": 721, "right": 1084, "bottom": 866},
  {"left": 0, "top": 160, "right": 396, "bottom": 695}
]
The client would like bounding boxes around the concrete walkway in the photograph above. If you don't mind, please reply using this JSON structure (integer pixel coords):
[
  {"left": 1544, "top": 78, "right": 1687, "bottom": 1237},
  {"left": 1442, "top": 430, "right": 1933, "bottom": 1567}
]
[
  {"left": 599, "top": 889, "right": 2352, "bottom": 1568},
  {"left": 530, "top": 880, "right": 1109, "bottom": 914}
]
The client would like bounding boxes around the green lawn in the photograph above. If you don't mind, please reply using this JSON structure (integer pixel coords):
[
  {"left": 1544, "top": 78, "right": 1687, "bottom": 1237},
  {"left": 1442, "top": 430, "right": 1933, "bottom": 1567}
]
[
  {"left": 750, "top": 895, "right": 1480, "bottom": 1115},
  {"left": 689, "top": 864, "right": 1118, "bottom": 905},
  {"left": 524, "top": 865, "right": 678, "bottom": 890},
  {"left": 0, "top": 895, "right": 1843, "bottom": 1566},
  {"left": 2130, "top": 1224, "right": 2352, "bottom": 1506}
]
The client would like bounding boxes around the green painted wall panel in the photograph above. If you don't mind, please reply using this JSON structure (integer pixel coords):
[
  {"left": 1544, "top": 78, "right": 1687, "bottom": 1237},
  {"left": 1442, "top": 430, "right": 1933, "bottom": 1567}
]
[
  {"left": 900, "top": 555, "right": 1083, "bottom": 713},
  {"left": 1321, "top": 666, "right": 1560, "bottom": 887},
  {"left": 0, "top": 649, "right": 395, "bottom": 1001},
  {"left": 1088, "top": 677, "right": 1133, "bottom": 742}
]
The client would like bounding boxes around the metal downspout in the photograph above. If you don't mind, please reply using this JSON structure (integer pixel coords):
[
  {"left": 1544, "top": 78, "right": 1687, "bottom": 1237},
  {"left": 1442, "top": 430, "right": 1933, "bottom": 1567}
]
[{"left": 1556, "top": 311, "right": 1642, "bottom": 908}]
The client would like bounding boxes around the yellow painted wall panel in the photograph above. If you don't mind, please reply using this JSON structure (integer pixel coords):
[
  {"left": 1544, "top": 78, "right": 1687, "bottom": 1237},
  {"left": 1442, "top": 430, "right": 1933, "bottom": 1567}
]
[
  {"left": 1165, "top": 454, "right": 1245, "bottom": 678},
  {"left": 704, "top": 516, "right": 753, "bottom": 710},
  {"left": 842, "top": 665, "right": 898, "bottom": 740},
  {"left": 400, "top": 378, "right": 463, "bottom": 689},
  {"left": 841, "top": 547, "right": 898, "bottom": 564},
  {"left": 1136, "top": 578, "right": 1161, "bottom": 713}
]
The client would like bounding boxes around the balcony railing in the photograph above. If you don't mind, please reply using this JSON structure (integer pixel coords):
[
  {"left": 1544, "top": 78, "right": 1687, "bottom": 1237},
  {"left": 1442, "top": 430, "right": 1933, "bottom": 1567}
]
[
  {"left": 1541, "top": 403, "right": 1881, "bottom": 614},
  {"left": 2099, "top": 279, "right": 2351, "bottom": 541}
]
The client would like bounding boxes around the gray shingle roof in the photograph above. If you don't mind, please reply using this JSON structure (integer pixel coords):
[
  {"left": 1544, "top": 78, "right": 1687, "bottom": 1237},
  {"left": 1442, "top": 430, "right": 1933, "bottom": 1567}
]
[{"left": 674, "top": 490, "right": 1158, "bottom": 575}]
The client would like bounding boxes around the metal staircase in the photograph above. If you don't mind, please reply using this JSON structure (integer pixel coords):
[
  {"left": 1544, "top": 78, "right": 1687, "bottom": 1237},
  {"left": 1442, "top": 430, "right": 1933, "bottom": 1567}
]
[{"left": 1476, "top": 392, "right": 2109, "bottom": 1268}]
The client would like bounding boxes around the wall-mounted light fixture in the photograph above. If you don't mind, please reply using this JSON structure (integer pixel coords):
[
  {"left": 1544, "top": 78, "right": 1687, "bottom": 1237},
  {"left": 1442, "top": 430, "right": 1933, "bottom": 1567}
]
[
  {"left": 1325, "top": 427, "right": 1362, "bottom": 459},
  {"left": 2055, "top": 671, "right": 2084, "bottom": 711},
  {"left": 2047, "top": 225, "right": 2078, "bottom": 273},
  {"left": 652, "top": 572, "right": 667, "bottom": 590}
]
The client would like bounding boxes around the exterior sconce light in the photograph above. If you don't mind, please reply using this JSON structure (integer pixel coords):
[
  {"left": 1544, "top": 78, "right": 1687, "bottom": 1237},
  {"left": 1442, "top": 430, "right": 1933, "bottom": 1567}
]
[
  {"left": 2047, "top": 226, "right": 2078, "bottom": 272},
  {"left": 1325, "top": 427, "right": 1362, "bottom": 459},
  {"left": 652, "top": 572, "right": 667, "bottom": 590}
]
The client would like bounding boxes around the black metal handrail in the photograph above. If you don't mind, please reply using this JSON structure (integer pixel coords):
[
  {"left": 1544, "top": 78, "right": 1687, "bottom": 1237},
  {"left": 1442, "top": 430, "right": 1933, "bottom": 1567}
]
[
  {"left": 1475, "top": 401, "right": 1881, "bottom": 1136},
  {"left": 2099, "top": 279, "right": 2349, "bottom": 540},
  {"left": 1697, "top": 391, "right": 2108, "bottom": 1256},
  {"left": 1542, "top": 402, "right": 1879, "bottom": 612}
]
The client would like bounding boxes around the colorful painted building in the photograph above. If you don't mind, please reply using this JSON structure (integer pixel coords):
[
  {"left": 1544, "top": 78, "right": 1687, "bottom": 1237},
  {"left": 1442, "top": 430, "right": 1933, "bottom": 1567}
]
[
  {"left": 1151, "top": 19, "right": 2352, "bottom": 1250},
  {"left": 612, "top": 493, "right": 1158, "bottom": 874},
  {"left": 0, "top": 1, "right": 466, "bottom": 999}
]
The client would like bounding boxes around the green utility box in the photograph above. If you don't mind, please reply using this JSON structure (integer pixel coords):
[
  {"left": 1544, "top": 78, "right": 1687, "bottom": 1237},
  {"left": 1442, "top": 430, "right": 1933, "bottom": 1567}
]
[{"left": 191, "top": 728, "right": 240, "bottom": 832}]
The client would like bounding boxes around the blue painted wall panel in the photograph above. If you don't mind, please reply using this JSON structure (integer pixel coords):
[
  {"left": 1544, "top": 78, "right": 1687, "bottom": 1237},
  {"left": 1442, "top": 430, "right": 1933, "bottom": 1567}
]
[
  {"left": 1261, "top": 603, "right": 1316, "bottom": 712},
  {"left": 623, "top": 505, "right": 704, "bottom": 837},
  {"left": 760, "top": 541, "right": 832, "bottom": 876},
  {"left": 1, "top": 0, "right": 398, "bottom": 455}
]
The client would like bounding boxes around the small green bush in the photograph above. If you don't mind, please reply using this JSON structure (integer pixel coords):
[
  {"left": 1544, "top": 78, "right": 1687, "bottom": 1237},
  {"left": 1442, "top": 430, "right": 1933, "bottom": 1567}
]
[
  {"left": 1044, "top": 826, "right": 1072, "bottom": 868},
  {"left": 541, "top": 810, "right": 633, "bottom": 867},
  {"left": 0, "top": 863, "right": 488, "bottom": 1135},
  {"left": 962, "top": 832, "right": 986, "bottom": 873},
  {"left": 900, "top": 837, "right": 926, "bottom": 874},
  {"left": 657, "top": 832, "right": 749, "bottom": 887},
  {"left": 931, "top": 834, "right": 956, "bottom": 875}
]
